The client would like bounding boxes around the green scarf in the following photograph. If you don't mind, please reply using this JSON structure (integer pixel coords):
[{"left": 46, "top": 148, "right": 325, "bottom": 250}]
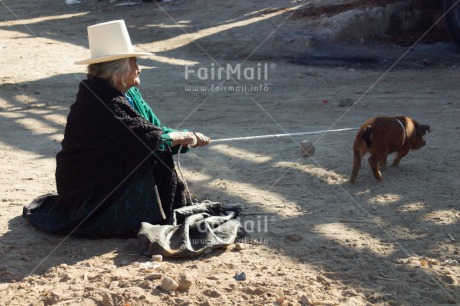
[{"left": 126, "top": 87, "right": 189, "bottom": 154}]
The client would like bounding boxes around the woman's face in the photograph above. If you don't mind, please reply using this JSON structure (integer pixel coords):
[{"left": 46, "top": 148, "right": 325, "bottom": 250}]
[{"left": 124, "top": 57, "right": 141, "bottom": 89}]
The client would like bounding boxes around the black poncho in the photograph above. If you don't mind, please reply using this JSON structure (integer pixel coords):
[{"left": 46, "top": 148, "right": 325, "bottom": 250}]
[{"left": 23, "top": 77, "right": 187, "bottom": 238}]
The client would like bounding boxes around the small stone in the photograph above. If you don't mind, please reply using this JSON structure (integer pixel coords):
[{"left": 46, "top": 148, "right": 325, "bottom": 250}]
[
  {"left": 119, "top": 260, "right": 129, "bottom": 266},
  {"left": 101, "top": 291, "right": 115, "bottom": 306},
  {"left": 338, "top": 98, "right": 354, "bottom": 107},
  {"left": 441, "top": 259, "right": 458, "bottom": 266},
  {"left": 367, "top": 292, "right": 384, "bottom": 303},
  {"left": 286, "top": 233, "right": 302, "bottom": 241},
  {"left": 234, "top": 272, "right": 246, "bottom": 281},
  {"left": 151, "top": 255, "right": 163, "bottom": 262},
  {"left": 145, "top": 273, "right": 163, "bottom": 280},
  {"left": 160, "top": 276, "right": 179, "bottom": 291},
  {"left": 300, "top": 294, "right": 313, "bottom": 305},
  {"left": 60, "top": 273, "right": 72, "bottom": 282},
  {"left": 108, "top": 281, "right": 119, "bottom": 290},
  {"left": 138, "top": 262, "right": 160, "bottom": 270},
  {"left": 59, "top": 264, "right": 68, "bottom": 270},
  {"left": 234, "top": 243, "right": 245, "bottom": 251},
  {"left": 300, "top": 140, "right": 315, "bottom": 157},
  {"left": 43, "top": 291, "right": 61, "bottom": 306},
  {"left": 83, "top": 262, "right": 93, "bottom": 268},
  {"left": 275, "top": 293, "right": 285, "bottom": 304},
  {"left": 177, "top": 272, "right": 194, "bottom": 291}
]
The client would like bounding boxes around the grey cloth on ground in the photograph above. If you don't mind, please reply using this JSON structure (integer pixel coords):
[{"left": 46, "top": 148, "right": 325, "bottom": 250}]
[{"left": 137, "top": 202, "right": 244, "bottom": 258}]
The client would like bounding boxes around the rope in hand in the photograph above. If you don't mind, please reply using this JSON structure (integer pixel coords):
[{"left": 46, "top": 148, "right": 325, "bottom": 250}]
[
  {"left": 210, "top": 127, "right": 358, "bottom": 143},
  {"left": 174, "top": 127, "right": 357, "bottom": 205}
]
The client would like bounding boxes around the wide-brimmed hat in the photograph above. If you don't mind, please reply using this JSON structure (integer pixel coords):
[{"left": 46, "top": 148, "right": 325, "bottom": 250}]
[{"left": 74, "top": 20, "right": 152, "bottom": 65}]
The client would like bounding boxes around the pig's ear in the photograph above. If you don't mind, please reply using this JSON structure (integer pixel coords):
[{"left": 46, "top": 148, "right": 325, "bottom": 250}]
[{"left": 418, "top": 124, "right": 430, "bottom": 135}]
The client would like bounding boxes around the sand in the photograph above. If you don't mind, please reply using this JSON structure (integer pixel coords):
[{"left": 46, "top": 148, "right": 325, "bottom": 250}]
[{"left": 0, "top": 0, "right": 459, "bottom": 305}]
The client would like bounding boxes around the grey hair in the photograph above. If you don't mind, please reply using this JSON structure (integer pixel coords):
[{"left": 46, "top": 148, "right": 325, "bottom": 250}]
[{"left": 87, "top": 57, "right": 132, "bottom": 88}]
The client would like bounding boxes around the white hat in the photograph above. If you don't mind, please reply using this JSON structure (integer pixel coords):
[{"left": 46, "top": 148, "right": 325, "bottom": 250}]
[{"left": 74, "top": 20, "right": 152, "bottom": 65}]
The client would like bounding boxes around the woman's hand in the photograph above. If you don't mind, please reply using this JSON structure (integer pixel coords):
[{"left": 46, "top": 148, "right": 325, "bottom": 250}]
[
  {"left": 192, "top": 132, "right": 211, "bottom": 147},
  {"left": 168, "top": 132, "right": 196, "bottom": 147},
  {"left": 168, "top": 131, "right": 211, "bottom": 147}
]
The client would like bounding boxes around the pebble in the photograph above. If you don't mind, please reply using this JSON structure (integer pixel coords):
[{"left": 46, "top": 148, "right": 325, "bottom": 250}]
[
  {"left": 43, "top": 291, "right": 61, "bottom": 306},
  {"left": 275, "top": 293, "right": 285, "bottom": 304},
  {"left": 138, "top": 262, "right": 160, "bottom": 270},
  {"left": 101, "top": 291, "right": 115, "bottom": 306},
  {"left": 234, "top": 243, "right": 245, "bottom": 251},
  {"left": 144, "top": 273, "right": 163, "bottom": 280},
  {"left": 60, "top": 273, "right": 72, "bottom": 282},
  {"left": 367, "top": 292, "right": 384, "bottom": 303},
  {"left": 151, "top": 255, "right": 163, "bottom": 262},
  {"left": 441, "top": 259, "right": 458, "bottom": 266},
  {"left": 82, "top": 262, "right": 93, "bottom": 268},
  {"left": 108, "top": 281, "right": 119, "bottom": 290},
  {"left": 160, "top": 276, "right": 179, "bottom": 291},
  {"left": 234, "top": 272, "right": 246, "bottom": 281},
  {"left": 177, "top": 272, "right": 194, "bottom": 291},
  {"left": 59, "top": 264, "right": 69, "bottom": 270},
  {"left": 286, "top": 233, "right": 302, "bottom": 241},
  {"left": 300, "top": 140, "right": 315, "bottom": 157},
  {"left": 300, "top": 294, "right": 313, "bottom": 305}
]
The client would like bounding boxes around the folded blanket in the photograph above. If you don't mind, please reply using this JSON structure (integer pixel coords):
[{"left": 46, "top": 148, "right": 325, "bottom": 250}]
[{"left": 137, "top": 202, "right": 244, "bottom": 258}]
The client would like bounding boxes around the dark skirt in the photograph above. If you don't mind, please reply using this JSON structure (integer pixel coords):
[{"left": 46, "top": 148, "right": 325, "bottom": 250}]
[{"left": 24, "top": 165, "right": 187, "bottom": 238}]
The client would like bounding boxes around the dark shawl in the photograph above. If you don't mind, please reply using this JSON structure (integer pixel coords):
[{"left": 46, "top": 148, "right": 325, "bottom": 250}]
[{"left": 24, "top": 77, "right": 187, "bottom": 237}]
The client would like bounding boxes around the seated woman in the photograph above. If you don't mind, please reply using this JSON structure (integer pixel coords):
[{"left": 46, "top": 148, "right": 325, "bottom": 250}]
[{"left": 23, "top": 20, "right": 210, "bottom": 238}]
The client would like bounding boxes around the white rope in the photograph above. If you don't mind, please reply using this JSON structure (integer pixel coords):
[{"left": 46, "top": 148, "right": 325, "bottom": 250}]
[
  {"left": 174, "top": 127, "right": 357, "bottom": 204},
  {"left": 211, "top": 127, "right": 358, "bottom": 143}
]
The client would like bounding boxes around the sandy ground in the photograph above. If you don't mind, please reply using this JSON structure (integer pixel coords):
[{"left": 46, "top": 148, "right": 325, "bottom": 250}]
[{"left": 1, "top": 0, "right": 459, "bottom": 305}]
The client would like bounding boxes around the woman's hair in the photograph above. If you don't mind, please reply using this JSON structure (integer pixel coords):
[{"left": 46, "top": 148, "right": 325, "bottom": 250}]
[{"left": 87, "top": 58, "right": 132, "bottom": 88}]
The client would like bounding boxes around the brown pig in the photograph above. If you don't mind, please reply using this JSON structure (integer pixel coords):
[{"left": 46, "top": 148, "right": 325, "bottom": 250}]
[{"left": 349, "top": 116, "right": 430, "bottom": 184}]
